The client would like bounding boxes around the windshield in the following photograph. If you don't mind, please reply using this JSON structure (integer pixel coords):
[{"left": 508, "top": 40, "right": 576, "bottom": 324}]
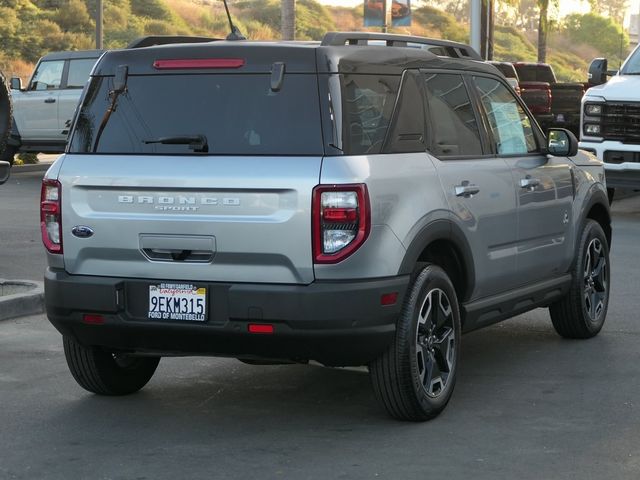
[
  {"left": 621, "top": 46, "right": 640, "bottom": 74},
  {"left": 69, "top": 73, "right": 324, "bottom": 155}
]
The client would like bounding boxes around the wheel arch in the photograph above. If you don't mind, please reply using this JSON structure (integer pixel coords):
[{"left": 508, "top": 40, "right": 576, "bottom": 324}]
[
  {"left": 581, "top": 188, "right": 612, "bottom": 248},
  {"left": 398, "top": 219, "right": 475, "bottom": 303}
]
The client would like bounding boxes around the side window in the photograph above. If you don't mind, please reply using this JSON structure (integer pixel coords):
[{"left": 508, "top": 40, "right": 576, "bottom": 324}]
[
  {"left": 383, "top": 71, "right": 426, "bottom": 154},
  {"left": 342, "top": 74, "right": 400, "bottom": 155},
  {"left": 29, "top": 60, "right": 64, "bottom": 91},
  {"left": 473, "top": 76, "right": 538, "bottom": 155},
  {"left": 66, "top": 59, "right": 97, "bottom": 89},
  {"left": 423, "top": 73, "right": 483, "bottom": 157}
]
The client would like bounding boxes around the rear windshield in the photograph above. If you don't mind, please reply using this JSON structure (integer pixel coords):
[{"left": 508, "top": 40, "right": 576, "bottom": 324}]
[
  {"left": 493, "top": 63, "right": 517, "bottom": 80},
  {"left": 513, "top": 65, "right": 554, "bottom": 83},
  {"left": 69, "top": 74, "right": 324, "bottom": 155}
]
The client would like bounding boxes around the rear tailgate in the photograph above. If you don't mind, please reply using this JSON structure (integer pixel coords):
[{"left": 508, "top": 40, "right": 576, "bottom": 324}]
[
  {"left": 550, "top": 83, "right": 585, "bottom": 115},
  {"left": 58, "top": 154, "right": 321, "bottom": 284},
  {"left": 519, "top": 81, "right": 551, "bottom": 114}
]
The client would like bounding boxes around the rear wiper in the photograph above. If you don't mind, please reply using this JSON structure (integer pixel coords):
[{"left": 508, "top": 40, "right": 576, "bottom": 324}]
[
  {"left": 144, "top": 135, "right": 209, "bottom": 153},
  {"left": 93, "top": 65, "right": 128, "bottom": 153}
]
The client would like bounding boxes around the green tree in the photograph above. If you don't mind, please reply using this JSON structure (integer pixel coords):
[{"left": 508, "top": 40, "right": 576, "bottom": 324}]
[
  {"left": 412, "top": 6, "right": 468, "bottom": 43},
  {"left": 588, "top": 0, "right": 628, "bottom": 25},
  {"left": 53, "top": 0, "right": 94, "bottom": 33},
  {"left": 564, "top": 13, "right": 629, "bottom": 61}
]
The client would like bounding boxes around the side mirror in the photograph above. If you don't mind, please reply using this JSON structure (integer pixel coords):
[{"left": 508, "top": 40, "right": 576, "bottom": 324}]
[
  {"left": 9, "top": 77, "right": 22, "bottom": 91},
  {"left": 0, "top": 160, "right": 10, "bottom": 185},
  {"left": 547, "top": 128, "right": 578, "bottom": 157},
  {"left": 588, "top": 58, "right": 617, "bottom": 86},
  {"left": 588, "top": 58, "right": 608, "bottom": 86}
]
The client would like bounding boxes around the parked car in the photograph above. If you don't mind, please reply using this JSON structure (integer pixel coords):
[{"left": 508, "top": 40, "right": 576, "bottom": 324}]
[
  {"left": 580, "top": 48, "right": 640, "bottom": 201},
  {"left": 42, "top": 32, "right": 611, "bottom": 421},
  {"left": 1, "top": 49, "right": 103, "bottom": 164},
  {"left": 488, "top": 61, "right": 521, "bottom": 95},
  {"left": 513, "top": 62, "right": 586, "bottom": 136},
  {"left": 0, "top": 71, "right": 12, "bottom": 169}
]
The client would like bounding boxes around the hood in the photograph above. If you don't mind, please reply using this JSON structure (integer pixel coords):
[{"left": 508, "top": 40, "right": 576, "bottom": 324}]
[{"left": 584, "top": 74, "right": 640, "bottom": 101}]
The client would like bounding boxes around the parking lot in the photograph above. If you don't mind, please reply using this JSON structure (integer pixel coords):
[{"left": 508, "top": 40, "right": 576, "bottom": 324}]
[{"left": 1, "top": 169, "right": 639, "bottom": 480}]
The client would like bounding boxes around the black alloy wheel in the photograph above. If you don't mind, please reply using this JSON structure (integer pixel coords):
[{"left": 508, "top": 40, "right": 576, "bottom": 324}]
[
  {"left": 415, "top": 288, "right": 456, "bottom": 398},
  {"left": 583, "top": 237, "right": 608, "bottom": 322}
]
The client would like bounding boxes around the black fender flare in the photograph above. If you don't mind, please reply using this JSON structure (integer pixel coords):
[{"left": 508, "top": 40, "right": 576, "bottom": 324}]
[
  {"left": 398, "top": 218, "right": 475, "bottom": 302},
  {"left": 576, "top": 185, "right": 612, "bottom": 250}
]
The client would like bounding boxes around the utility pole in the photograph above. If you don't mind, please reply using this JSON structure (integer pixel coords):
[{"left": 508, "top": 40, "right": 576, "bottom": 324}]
[
  {"left": 470, "top": 0, "right": 482, "bottom": 57},
  {"left": 383, "top": 0, "right": 391, "bottom": 33},
  {"left": 96, "top": 0, "right": 103, "bottom": 49},
  {"left": 281, "top": 0, "right": 296, "bottom": 41}
]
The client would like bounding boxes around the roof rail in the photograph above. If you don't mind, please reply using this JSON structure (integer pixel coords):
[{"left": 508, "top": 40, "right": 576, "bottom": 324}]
[
  {"left": 127, "top": 36, "right": 221, "bottom": 49},
  {"left": 320, "top": 32, "right": 482, "bottom": 61}
]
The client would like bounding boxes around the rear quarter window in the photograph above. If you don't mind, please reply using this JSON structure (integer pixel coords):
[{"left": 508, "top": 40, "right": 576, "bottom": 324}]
[{"left": 341, "top": 74, "right": 400, "bottom": 155}]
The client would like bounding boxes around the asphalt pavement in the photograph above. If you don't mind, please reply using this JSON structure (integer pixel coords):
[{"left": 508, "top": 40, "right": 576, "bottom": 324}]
[{"left": 0, "top": 167, "right": 639, "bottom": 479}]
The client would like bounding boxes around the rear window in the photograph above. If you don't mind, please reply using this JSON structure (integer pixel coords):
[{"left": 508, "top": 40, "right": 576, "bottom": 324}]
[
  {"left": 492, "top": 63, "right": 517, "bottom": 80},
  {"left": 513, "top": 65, "right": 554, "bottom": 83},
  {"left": 69, "top": 74, "right": 324, "bottom": 155}
]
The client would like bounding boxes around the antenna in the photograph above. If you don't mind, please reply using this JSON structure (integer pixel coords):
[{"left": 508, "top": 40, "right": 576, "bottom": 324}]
[{"left": 222, "top": 0, "right": 246, "bottom": 41}]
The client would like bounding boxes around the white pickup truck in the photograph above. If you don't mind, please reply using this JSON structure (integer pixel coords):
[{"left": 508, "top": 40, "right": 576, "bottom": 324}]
[
  {"left": 580, "top": 44, "right": 640, "bottom": 200},
  {"left": 1, "top": 50, "right": 102, "bottom": 164}
]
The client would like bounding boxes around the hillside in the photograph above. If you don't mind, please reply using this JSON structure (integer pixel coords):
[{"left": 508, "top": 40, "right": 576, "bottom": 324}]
[{"left": 0, "top": 0, "right": 627, "bottom": 82}]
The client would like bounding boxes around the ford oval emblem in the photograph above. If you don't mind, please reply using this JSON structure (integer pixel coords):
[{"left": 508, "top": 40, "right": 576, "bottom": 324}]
[{"left": 71, "top": 226, "right": 94, "bottom": 238}]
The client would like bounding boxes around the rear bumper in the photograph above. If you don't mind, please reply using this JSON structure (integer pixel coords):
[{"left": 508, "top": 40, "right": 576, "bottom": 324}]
[{"left": 45, "top": 268, "right": 409, "bottom": 366}]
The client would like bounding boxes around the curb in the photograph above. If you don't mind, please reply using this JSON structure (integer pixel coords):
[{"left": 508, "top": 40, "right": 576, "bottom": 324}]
[
  {"left": 0, "top": 279, "right": 45, "bottom": 321},
  {"left": 11, "top": 163, "right": 52, "bottom": 174}
]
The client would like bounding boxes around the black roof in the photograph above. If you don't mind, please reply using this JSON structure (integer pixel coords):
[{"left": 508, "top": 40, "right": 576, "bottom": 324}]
[
  {"left": 93, "top": 33, "right": 495, "bottom": 77},
  {"left": 40, "top": 50, "right": 104, "bottom": 62}
]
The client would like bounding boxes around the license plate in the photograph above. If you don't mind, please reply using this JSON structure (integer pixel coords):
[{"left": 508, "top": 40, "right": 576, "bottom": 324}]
[{"left": 148, "top": 283, "right": 207, "bottom": 321}]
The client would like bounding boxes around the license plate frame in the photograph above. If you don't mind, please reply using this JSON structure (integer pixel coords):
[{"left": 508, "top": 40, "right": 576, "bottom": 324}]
[{"left": 148, "top": 283, "right": 207, "bottom": 322}]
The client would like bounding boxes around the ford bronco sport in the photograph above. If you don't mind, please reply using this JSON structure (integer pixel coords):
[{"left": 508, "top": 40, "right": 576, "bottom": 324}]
[
  {"left": 42, "top": 32, "right": 612, "bottom": 421},
  {"left": 1, "top": 50, "right": 102, "bottom": 164}
]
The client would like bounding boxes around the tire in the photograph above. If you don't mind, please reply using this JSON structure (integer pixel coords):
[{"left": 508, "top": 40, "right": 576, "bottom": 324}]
[
  {"left": 0, "top": 75, "right": 12, "bottom": 164},
  {"left": 370, "top": 264, "right": 461, "bottom": 421},
  {"left": 549, "top": 219, "right": 610, "bottom": 339},
  {"left": 63, "top": 336, "right": 160, "bottom": 395}
]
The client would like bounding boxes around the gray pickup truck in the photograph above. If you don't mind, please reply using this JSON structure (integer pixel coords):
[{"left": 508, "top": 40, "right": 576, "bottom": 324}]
[
  {"left": 1, "top": 50, "right": 102, "bottom": 164},
  {"left": 42, "top": 32, "right": 611, "bottom": 421}
]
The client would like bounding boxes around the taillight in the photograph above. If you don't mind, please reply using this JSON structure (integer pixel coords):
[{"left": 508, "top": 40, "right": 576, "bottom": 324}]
[
  {"left": 153, "top": 58, "right": 245, "bottom": 70},
  {"left": 40, "top": 179, "right": 62, "bottom": 254},
  {"left": 312, "top": 184, "right": 370, "bottom": 264}
]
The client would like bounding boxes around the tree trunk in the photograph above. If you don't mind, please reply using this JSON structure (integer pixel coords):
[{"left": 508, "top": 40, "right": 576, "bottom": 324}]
[
  {"left": 281, "top": 0, "right": 296, "bottom": 41},
  {"left": 537, "top": 0, "right": 548, "bottom": 63}
]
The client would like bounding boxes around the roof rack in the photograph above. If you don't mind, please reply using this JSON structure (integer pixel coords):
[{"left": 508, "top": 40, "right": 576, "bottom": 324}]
[
  {"left": 127, "top": 36, "right": 221, "bottom": 49},
  {"left": 320, "top": 32, "right": 482, "bottom": 61}
]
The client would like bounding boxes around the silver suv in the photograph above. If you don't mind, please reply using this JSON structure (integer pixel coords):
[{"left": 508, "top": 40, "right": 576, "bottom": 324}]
[{"left": 42, "top": 33, "right": 612, "bottom": 421}]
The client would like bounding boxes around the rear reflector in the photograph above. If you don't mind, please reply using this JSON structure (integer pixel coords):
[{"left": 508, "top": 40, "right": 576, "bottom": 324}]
[
  {"left": 153, "top": 59, "right": 245, "bottom": 70},
  {"left": 248, "top": 324, "right": 274, "bottom": 334},
  {"left": 381, "top": 292, "right": 398, "bottom": 306},
  {"left": 82, "top": 314, "right": 104, "bottom": 325}
]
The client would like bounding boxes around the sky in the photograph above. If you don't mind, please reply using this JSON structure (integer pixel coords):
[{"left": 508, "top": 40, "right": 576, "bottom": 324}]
[{"left": 317, "top": 0, "right": 640, "bottom": 25}]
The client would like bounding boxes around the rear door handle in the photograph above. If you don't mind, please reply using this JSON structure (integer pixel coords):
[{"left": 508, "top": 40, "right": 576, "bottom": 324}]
[
  {"left": 454, "top": 181, "right": 480, "bottom": 198},
  {"left": 520, "top": 177, "right": 540, "bottom": 190},
  {"left": 44, "top": 98, "right": 56, "bottom": 104}
]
